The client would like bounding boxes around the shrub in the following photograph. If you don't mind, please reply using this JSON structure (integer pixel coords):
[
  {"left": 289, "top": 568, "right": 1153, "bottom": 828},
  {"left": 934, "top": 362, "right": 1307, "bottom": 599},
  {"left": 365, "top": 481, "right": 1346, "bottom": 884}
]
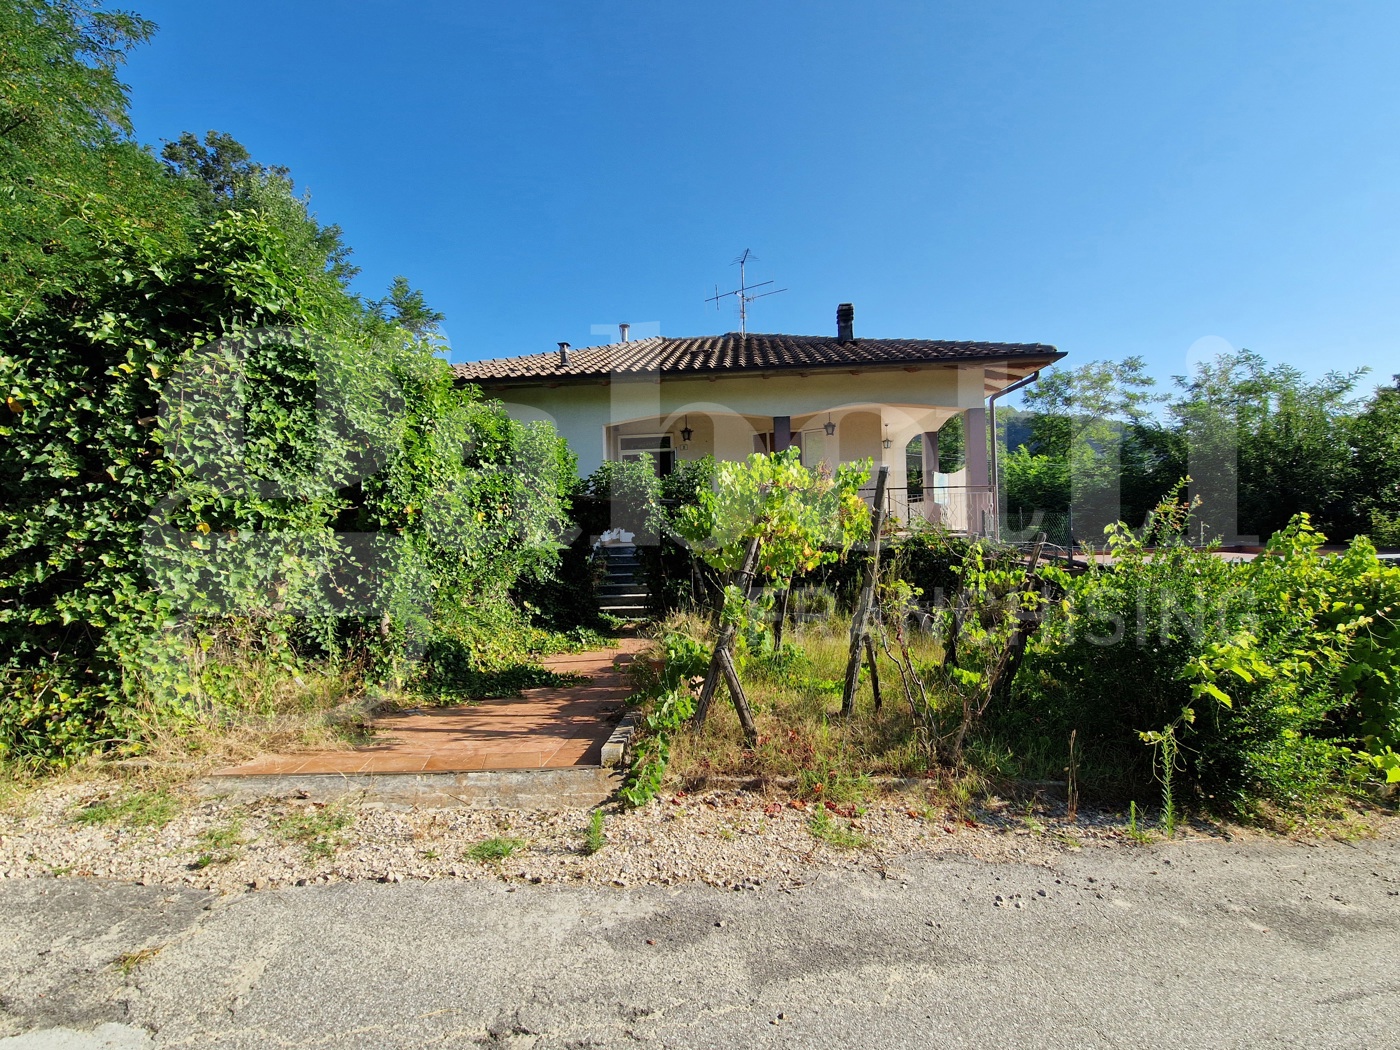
[
  {"left": 0, "top": 207, "right": 577, "bottom": 762},
  {"left": 1014, "top": 491, "right": 1398, "bottom": 813}
]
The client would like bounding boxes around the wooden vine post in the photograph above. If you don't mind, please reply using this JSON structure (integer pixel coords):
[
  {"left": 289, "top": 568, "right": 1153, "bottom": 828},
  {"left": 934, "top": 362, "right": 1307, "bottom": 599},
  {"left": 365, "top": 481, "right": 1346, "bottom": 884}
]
[
  {"left": 692, "top": 534, "right": 762, "bottom": 746},
  {"left": 841, "top": 465, "right": 889, "bottom": 717}
]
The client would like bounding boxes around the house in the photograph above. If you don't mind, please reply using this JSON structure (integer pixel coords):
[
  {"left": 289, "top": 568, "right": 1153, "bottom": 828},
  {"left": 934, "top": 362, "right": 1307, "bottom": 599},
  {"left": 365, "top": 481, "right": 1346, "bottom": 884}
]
[{"left": 452, "top": 305, "right": 1063, "bottom": 535}]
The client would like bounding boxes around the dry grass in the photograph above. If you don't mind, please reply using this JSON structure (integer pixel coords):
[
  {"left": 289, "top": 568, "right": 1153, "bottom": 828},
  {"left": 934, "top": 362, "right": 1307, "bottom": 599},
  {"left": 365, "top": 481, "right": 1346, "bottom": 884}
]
[
  {"left": 125, "top": 647, "right": 379, "bottom": 783},
  {"left": 1, "top": 646, "right": 380, "bottom": 818},
  {"left": 660, "top": 612, "right": 949, "bottom": 794}
]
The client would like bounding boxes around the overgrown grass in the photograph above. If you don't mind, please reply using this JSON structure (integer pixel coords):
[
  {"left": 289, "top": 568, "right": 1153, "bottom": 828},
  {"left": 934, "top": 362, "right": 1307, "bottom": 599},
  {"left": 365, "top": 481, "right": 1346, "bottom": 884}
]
[
  {"left": 465, "top": 836, "right": 526, "bottom": 862},
  {"left": 413, "top": 663, "right": 589, "bottom": 706},
  {"left": 661, "top": 613, "right": 945, "bottom": 789},
  {"left": 72, "top": 786, "right": 181, "bottom": 828},
  {"left": 270, "top": 804, "right": 354, "bottom": 859},
  {"left": 808, "top": 805, "right": 870, "bottom": 850},
  {"left": 638, "top": 608, "right": 1175, "bottom": 818},
  {"left": 97, "top": 620, "right": 605, "bottom": 784},
  {"left": 192, "top": 818, "right": 245, "bottom": 868},
  {"left": 125, "top": 644, "right": 376, "bottom": 778}
]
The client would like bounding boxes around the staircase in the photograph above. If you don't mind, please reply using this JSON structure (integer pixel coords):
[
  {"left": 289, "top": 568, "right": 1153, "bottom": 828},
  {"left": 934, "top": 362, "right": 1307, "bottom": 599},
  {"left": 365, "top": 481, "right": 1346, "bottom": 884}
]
[{"left": 597, "top": 545, "right": 650, "bottom": 620}]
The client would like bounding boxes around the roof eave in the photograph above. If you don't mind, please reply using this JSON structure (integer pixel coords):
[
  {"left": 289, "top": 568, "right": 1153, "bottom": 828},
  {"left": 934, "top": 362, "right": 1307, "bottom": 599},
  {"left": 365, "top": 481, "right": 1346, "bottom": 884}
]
[{"left": 455, "top": 350, "right": 1065, "bottom": 391}]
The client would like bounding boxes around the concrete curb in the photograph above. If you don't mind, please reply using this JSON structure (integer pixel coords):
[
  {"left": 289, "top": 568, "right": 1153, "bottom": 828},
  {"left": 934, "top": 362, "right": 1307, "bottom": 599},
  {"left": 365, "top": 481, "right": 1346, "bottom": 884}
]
[
  {"left": 600, "top": 712, "right": 638, "bottom": 768},
  {"left": 198, "top": 766, "right": 622, "bottom": 809}
]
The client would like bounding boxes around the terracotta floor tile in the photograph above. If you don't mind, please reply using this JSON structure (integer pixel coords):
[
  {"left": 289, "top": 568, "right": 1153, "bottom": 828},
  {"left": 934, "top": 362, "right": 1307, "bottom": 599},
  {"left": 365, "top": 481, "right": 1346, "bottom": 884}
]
[
  {"left": 214, "top": 637, "right": 647, "bottom": 782},
  {"left": 421, "top": 753, "right": 488, "bottom": 772},
  {"left": 479, "top": 751, "right": 550, "bottom": 770}
]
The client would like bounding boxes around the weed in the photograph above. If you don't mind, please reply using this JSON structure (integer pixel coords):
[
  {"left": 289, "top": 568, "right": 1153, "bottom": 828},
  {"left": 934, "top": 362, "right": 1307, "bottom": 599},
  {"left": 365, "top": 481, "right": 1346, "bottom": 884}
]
[
  {"left": 466, "top": 836, "right": 526, "bottom": 862},
  {"left": 1126, "top": 801, "right": 1153, "bottom": 844},
  {"left": 582, "top": 810, "right": 605, "bottom": 855},
  {"left": 808, "top": 806, "right": 869, "bottom": 850},
  {"left": 114, "top": 945, "right": 162, "bottom": 975},
  {"left": 271, "top": 805, "right": 353, "bottom": 859},
  {"left": 420, "top": 848, "right": 440, "bottom": 861},
  {"left": 1160, "top": 730, "right": 1180, "bottom": 838},
  {"left": 72, "top": 788, "right": 180, "bottom": 829},
  {"left": 192, "top": 819, "right": 244, "bottom": 868},
  {"left": 796, "top": 758, "right": 872, "bottom": 805}
]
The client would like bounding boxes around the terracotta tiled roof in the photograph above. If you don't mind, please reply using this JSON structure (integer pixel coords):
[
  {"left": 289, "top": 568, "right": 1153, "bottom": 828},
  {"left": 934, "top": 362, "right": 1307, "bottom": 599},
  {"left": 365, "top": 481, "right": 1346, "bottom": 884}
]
[{"left": 452, "top": 333, "right": 1060, "bottom": 384}]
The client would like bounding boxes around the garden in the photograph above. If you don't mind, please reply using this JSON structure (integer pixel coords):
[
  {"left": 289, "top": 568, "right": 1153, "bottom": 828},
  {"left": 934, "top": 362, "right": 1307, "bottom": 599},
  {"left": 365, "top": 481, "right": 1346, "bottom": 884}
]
[
  {"left": 608, "top": 452, "right": 1400, "bottom": 829},
  {"left": 2, "top": 0, "right": 1398, "bottom": 838}
]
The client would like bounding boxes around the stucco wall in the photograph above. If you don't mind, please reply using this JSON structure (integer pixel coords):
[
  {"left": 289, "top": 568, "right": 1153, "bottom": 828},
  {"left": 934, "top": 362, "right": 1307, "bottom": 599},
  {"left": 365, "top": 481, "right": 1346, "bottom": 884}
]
[{"left": 488, "top": 365, "right": 980, "bottom": 476}]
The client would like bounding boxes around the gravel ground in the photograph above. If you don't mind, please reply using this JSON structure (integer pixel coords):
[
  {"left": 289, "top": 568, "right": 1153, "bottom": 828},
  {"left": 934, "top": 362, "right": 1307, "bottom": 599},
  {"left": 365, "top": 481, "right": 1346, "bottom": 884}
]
[{"left": 4, "top": 775, "right": 1374, "bottom": 896}]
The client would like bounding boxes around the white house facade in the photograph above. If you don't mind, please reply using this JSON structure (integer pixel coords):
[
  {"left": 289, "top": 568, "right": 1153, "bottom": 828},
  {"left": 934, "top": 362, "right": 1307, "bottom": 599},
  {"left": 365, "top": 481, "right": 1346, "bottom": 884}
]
[{"left": 453, "top": 305, "right": 1063, "bottom": 536}]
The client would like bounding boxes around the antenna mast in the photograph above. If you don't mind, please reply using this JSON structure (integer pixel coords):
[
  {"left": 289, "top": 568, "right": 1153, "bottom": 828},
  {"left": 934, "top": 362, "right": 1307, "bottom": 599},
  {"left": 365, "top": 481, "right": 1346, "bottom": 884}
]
[{"left": 705, "top": 248, "right": 786, "bottom": 336}]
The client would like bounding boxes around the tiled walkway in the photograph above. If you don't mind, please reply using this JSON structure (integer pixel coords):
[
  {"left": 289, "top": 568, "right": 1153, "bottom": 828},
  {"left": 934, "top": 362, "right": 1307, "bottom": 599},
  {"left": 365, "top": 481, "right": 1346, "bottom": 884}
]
[{"left": 212, "top": 637, "right": 647, "bottom": 778}]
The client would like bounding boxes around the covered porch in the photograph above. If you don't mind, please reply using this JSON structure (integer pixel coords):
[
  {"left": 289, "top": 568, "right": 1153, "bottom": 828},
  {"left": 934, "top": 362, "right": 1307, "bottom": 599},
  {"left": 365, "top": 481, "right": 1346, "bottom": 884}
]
[{"left": 606, "top": 402, "right": 996, "bottom": 536}]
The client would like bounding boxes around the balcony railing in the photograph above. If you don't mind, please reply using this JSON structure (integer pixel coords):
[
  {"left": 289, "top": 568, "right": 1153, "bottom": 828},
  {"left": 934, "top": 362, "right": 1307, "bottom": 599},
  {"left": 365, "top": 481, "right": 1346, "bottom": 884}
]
[{"left": 856, "top": 484, "right": 995, "bottom": 536}]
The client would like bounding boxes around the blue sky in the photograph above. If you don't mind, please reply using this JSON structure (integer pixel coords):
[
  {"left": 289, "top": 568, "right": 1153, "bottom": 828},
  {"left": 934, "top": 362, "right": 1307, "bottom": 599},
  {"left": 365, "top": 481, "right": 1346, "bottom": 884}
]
[{"left": 122, "top": 1, "right": 1400, "bottom": 395}]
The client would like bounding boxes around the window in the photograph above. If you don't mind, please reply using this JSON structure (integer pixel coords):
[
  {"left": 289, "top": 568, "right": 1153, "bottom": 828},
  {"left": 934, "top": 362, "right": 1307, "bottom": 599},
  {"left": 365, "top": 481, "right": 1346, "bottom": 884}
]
[
  {"left": 800, "top": 430, "right": 829, "bottom": 469},
  {"left": 618, "top": 434, "right": 675, "bottom": 476}
]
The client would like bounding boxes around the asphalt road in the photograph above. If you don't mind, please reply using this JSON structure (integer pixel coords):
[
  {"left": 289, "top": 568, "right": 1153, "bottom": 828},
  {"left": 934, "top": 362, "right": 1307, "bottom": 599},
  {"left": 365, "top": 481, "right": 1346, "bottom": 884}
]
[{"left": 2, "top": 832, "right": 1398, "bottom": 1049}]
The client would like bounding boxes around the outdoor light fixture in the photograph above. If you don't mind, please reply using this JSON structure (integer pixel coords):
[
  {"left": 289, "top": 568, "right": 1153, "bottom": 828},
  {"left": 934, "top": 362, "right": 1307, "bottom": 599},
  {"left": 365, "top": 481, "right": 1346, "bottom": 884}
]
[
  {"left": 882, "top": 424, "right": 893, "bottom": 450},
  {"left": 679, "top": 415, "right": 693, "bottom": 447},
  {"left": 823, "top": 413, "right": 836, "bottom": 436}
]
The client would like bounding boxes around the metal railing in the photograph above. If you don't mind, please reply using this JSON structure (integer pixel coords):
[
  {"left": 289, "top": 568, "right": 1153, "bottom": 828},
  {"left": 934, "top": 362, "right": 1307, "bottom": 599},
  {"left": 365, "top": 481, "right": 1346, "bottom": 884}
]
[{"left": 856, "top": 484, "right": 995, "bottom": 536}]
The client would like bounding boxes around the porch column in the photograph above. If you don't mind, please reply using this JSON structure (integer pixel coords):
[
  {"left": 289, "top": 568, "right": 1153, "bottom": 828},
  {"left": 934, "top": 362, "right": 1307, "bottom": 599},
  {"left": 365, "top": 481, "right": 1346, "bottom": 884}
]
[
  {"left": 919, "top": 430, "right": 941, "bottom": 525},
  {"left": 921, "top": 430, "right": 940, "bottom": 476},
  {"left": 964, "top": 407, "right": 990, "bottom": 535},
  {"left": 772, "top": 415, "right": 792, "bottom": 453}
]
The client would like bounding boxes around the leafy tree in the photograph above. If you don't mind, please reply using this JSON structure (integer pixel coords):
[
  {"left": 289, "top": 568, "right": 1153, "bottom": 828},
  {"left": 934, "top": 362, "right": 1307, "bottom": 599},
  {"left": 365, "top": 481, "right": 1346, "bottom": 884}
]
[
  {"left": 1170, "top": 350, "right": 1363, "bottom": 540},
  {"left": 159, "top": 130, "right": 287, "bottom": 206},
  {"left": 1022, "top": 355, "right": 1161, "bottom": 431},
  {"left": 1009, "top": 356, "right": 1168, "bottom": 535},
  {"left": 936, "top": 413, "right": 964, "bottom": 472},
  {"left": 0, "top": 0, "right": 152, "bottom": 155},
  {"left": 370, "top": 275, "right": 445, "bottom": 337},
  {"left": 159, "top": 129, "right": 358, "bottom": 287},
  {"left": 0, "top": 1, "right": 580, "bottom": 765},
  {"left": 1346, "top": 376, "right": 1400, "bottom": 545},
  {"left": 0, "top": 0, "right": 195, "bottom": 305},
  {"left": 676, "top": 450, "right": 871, "bottom": 582}
]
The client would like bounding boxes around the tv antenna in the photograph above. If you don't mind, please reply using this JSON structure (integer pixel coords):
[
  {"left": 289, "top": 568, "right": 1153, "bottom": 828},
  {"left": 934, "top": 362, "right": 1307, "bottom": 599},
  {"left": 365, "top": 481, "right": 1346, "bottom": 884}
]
[{"left": 705, "top": 248, "right": 786, "bottom": 336}]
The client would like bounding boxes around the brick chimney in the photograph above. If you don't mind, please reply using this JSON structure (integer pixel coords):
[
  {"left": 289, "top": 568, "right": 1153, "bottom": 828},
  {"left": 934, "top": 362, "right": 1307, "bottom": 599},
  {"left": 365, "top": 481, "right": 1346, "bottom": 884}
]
[{"left": 837, "top": 303, "right": 854, "bottom": 341}]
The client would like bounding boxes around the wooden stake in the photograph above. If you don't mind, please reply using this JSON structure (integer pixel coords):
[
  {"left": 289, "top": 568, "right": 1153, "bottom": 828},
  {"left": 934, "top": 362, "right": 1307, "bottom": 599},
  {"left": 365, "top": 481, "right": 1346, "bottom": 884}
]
[
  {"left": 841, "top": 465, "right": 889, "bottom": 717},
  {"left": 773, "top": 585, "right": 791, "bottom": 649},
  {"left": 694, "top": 535, "right": 762, "bottom": 733},
  {"left": 864, "top": 634, "right": 881, "bottom": 713},
  {"left": 716, "top": 647, "right": 758, "bottom": 747}
]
